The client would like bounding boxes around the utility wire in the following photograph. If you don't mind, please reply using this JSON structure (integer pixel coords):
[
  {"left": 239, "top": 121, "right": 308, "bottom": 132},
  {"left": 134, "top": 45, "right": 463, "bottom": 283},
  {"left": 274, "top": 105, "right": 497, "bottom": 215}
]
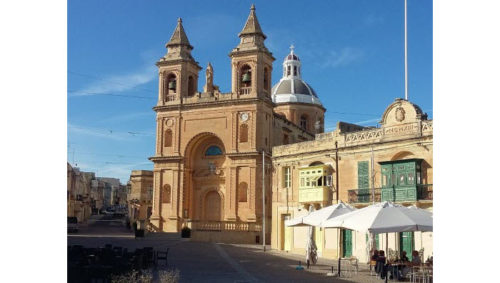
[
  {"left": 68, "top": 70, "right": 157, "bottom": 93},
  {"left": 68, "top": 90, "right": 155, "bottom": 100}
]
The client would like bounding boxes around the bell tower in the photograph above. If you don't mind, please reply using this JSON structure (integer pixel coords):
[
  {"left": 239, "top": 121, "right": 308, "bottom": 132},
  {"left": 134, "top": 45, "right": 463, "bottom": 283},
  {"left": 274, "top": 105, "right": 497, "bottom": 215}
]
[
  {"left": 229, "top": 5, "right": 274, "bottom": 98},
  {"left": 156, "top": 18, "right": 201, "bottom": 106}
]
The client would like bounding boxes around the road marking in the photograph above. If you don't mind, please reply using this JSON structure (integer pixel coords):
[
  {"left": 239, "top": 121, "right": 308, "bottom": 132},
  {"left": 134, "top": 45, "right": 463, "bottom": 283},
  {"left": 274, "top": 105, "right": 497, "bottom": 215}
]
[{"left": 212, "top": 243, "right": 261, "bottom": 283}]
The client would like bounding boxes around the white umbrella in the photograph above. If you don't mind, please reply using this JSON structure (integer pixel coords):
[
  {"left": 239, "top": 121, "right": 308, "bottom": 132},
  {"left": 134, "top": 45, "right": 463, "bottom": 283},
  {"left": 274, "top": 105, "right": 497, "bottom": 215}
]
[
  {"left": 321, "top": 202, "right": 432, "bottom": 281},
  {"left": 285, "top": 201, "right": 356, "bottom": 227},
  {"left": 305, "top": 224, "right": 318, "bottom": 266},
  {"left": 321, "top": 201, "right": 432, "bottom": 234}
]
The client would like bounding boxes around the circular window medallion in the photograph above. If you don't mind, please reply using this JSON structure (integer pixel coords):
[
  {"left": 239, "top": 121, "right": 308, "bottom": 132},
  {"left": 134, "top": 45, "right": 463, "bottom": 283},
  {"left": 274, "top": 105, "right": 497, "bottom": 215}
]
[
  {"left": 166, "top": 119, "right": 174, "bottom": 127},
  {"left": 395, "top": 107, "right": 406, "bottom": 122},
  {"left": 240, "top": 112, "right": 249, "bottom": 122}
]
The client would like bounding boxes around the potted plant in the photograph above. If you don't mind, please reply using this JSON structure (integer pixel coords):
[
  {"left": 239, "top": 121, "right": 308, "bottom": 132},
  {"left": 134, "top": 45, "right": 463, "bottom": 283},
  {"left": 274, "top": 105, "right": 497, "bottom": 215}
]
[{"left": 181, "top": 226, "right": 191, "bottom": 238}]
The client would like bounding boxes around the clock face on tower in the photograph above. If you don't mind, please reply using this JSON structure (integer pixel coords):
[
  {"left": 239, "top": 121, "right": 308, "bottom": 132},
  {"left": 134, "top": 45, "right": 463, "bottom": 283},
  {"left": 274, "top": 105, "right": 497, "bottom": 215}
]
[{"left": 240, "top": 112, "right": 249, "bottom": 122}]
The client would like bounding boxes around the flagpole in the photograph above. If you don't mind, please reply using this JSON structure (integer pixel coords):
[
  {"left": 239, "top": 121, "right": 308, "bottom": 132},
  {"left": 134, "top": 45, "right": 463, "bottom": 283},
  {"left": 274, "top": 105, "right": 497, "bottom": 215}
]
[
  {"left": 262, "top": 150, "right": 266, "bottom": 252},
  {"left": 404, "top": 0, "right": 408, "bottom": 101}
]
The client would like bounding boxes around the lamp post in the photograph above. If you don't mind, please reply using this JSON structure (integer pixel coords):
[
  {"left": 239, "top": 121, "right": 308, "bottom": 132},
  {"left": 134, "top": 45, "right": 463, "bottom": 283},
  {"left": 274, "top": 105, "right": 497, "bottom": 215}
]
[{"left": 262, "top": 150, "right": 266, "bottom": 252}]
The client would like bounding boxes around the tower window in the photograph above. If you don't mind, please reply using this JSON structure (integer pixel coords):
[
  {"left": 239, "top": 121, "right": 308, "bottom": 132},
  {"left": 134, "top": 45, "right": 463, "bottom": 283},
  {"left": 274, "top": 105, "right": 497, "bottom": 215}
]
[
  {"left": 264, "top": 67, "right": 269, "bottom": 91},
  {"left": 188, "top": 76, "right": 195, "bottom": 97},
  {"left": 240, "top": 64, "right": 252, "bottom": 95},
  {"left": 287, "top": 66, "right": 291, "bottom": 76},
  {"left": 300, "top": 115, "right": 308, "bottom": 130},
  {"left": 293, "top": 66, "right": 297, "bottom": 76}
]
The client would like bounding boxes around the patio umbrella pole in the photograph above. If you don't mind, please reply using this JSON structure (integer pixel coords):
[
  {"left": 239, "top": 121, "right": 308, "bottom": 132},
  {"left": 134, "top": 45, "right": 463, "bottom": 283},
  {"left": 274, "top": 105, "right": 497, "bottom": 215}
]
[{"left": 338, "top": 228, "right": 341, "bottom": 277}]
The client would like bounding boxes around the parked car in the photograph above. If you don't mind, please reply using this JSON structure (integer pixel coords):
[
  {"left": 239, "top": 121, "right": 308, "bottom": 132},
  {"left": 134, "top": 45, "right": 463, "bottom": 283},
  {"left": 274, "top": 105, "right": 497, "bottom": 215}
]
[{"left": 67, "top": 217, "right": 78, "bottom": 233}]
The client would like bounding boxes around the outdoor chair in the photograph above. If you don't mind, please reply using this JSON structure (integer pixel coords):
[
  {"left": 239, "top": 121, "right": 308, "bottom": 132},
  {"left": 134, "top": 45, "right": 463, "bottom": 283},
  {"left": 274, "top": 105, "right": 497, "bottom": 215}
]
[
  {"left": 348, "top": 256, "right": 359, "bottom": 276},
  {"left": 369, "top": 260, "right": 377, "bottom": 276}
]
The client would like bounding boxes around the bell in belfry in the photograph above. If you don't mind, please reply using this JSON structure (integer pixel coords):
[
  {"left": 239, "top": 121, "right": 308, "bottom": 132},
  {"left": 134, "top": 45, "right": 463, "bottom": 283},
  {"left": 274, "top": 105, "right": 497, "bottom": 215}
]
[
  {"left": 168, "top": 80, "right": 177, "bottom": 90},
  {"left": 242, "top": 72, "right": 251, "bottom": 83}
]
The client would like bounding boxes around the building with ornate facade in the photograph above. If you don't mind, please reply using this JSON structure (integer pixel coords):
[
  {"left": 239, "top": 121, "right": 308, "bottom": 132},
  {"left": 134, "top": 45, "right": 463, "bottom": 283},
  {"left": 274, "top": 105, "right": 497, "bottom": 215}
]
[
  {"left": 148, "top": 5, "right": 323, "bottom": 243},
  {"left": 144, "top": 5, "right": 432, "bottom": 260},
  {"left": 271, "top": 98, "right": 433, "bottom": 263}
]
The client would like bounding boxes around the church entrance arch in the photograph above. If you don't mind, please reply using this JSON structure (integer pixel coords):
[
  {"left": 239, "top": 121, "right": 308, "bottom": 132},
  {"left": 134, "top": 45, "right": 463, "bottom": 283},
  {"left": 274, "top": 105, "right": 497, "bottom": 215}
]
[{"left": 184, "top": 132, "right": 227, "bottom": 221}]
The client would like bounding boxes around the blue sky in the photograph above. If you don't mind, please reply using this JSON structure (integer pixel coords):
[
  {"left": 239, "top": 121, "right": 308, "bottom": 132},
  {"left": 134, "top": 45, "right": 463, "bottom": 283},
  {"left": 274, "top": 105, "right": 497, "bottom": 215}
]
[{"left": 68, "top": 0, "right": 432, "bottom": 183}]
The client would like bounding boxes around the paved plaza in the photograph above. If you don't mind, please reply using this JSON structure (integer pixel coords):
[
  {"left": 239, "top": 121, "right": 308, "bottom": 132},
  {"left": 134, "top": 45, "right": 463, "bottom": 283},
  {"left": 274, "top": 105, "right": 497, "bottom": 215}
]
[{"left": 68, "top": 215, "right": 383, "bottom": 282}]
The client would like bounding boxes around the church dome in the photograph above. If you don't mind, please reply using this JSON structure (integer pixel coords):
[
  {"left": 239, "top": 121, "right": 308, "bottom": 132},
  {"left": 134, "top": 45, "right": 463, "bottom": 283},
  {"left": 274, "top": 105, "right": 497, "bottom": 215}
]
[{"left": 271, "top": 46, "right": 322, "bottom": 106}]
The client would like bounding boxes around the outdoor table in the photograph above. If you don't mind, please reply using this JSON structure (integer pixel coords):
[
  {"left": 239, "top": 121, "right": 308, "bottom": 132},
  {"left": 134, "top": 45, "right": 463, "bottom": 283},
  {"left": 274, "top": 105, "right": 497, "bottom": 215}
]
[{"left": 387, "top": 262, "right": 407, "bottom": 281}]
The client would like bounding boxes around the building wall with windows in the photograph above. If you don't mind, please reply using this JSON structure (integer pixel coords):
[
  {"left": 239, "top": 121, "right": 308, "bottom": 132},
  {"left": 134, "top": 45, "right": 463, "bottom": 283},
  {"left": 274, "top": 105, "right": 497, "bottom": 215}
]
[
  {"left": 67, "top": 163, "right": 95, "bottom": 223},
  {"left": 271, "top": 98, "right": 433, "bottom": 263},
  {"left": 127, "top": 170, "right": 154, "bottom": 225}
]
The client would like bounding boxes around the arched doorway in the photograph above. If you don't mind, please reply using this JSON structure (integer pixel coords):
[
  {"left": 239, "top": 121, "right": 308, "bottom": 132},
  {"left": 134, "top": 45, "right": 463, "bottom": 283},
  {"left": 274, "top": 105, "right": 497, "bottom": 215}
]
[
  {"left": 204, "top": 191, "right": 221, "bottom": 221},
  {"left": 184, "top": 133, "right": 227, "bottom": 221}
]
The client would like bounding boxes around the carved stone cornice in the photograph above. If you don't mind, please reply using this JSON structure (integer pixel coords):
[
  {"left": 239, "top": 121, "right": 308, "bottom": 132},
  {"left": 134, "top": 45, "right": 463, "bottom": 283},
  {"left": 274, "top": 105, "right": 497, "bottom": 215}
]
[
  {"left": 149, "top": 155, "right": 184, "bottom": 162},
  {"left": 153, "top": 96, "right": 274, "bottom": 112}
]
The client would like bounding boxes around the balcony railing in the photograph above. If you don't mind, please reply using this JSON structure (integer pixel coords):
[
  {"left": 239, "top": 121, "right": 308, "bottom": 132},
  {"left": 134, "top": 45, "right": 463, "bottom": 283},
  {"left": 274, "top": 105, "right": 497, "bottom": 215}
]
[
  {"left": 165, "top": 94, "right": 176, "bottom": 102},
  {"left": 347, "top": 184, "right": 433, "bottom": 204},
  {"left": 348, "top": 188, "right": 381, "bottom": 204},
  {"left": 190, "top": 221, "right": 262, "bottom": 232},
  {"left": 239, "top": 87, "right": 251, "bottom": 95}
]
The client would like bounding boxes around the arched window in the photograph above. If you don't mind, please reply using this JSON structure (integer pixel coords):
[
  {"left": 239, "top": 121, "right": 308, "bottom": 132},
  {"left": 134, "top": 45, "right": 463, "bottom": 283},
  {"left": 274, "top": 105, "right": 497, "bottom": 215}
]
[
  {"left": 187, "top": 76, "right": 195, "bottom": 97},
  {"left": 264, "top": 68, "right": 269, "bottom": 91},
  {"left": 300, "top": 115, "right": 308, "bottom": 130},
  {"left": 165, "top": 73, "right": 177, "bottom": 102},
  {"left": 162, "top": 185, "right": 171, "bottom": 203},
  {"left": 239, "top": 124, "right": 248, "bottom": 143},
  {"left": 164, "top": 129, "right": 172, "bottom": 147},
  {"left": 238, "top": 182, "right": 248, "bottom": 202},
  {"left": 205, "top": 145, "right": 223, "bottom": 156},
  {"left": 240, "top": 65, "right": 252, "bottom": 94}
]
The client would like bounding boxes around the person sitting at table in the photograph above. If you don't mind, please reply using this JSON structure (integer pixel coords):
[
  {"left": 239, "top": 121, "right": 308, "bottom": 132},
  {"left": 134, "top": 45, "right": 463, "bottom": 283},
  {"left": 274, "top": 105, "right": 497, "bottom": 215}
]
[
  {"left": 371, "top": 250, "right": 379, "bottom": 261},
  {"left": 375, "top": 250, "right": 386, "bottom": 278},
  {"left": 411, "top": 250, "right": 421, "bottom": 266},
  {"left": 400, "top": 251, "right": 409, "bottom": 262},
  {"left": 397, "top": 251, "right": 411, "bottom": 280}
]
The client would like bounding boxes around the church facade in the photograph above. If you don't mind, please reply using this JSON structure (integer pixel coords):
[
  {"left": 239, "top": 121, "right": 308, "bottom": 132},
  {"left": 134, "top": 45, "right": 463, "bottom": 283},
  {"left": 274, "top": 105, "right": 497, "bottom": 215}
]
[
  {"left": 149, "top": 5, "right": 323, "bottom": 243},
  {"left": 147, "top": 5, "right": 433, "bottom": 261}
]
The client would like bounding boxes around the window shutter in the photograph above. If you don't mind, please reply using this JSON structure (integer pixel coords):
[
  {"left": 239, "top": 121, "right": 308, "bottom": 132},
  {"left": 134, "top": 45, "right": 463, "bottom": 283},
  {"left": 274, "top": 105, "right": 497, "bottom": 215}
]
[{"left": 358, "top": 161, "right": 370, "bottom": 189}]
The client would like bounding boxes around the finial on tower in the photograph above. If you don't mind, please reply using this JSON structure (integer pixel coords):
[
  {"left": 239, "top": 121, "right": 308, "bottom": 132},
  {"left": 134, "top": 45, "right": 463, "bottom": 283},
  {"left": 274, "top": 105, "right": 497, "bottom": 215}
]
[
  {"left": 177, "top": 18, "right": 182, "bottom": 23},
  {"left": 251, "top": 4, "right": 255, "bottom": 11},
  {"left": 290, "top": 44, "right": 295, "bottom": 54}
]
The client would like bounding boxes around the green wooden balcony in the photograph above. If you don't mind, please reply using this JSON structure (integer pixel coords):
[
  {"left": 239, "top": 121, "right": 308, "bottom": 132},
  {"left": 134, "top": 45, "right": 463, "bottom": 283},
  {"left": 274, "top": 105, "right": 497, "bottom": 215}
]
[{"left": 347, "top": 184, "right": 432, "bottom": 204}]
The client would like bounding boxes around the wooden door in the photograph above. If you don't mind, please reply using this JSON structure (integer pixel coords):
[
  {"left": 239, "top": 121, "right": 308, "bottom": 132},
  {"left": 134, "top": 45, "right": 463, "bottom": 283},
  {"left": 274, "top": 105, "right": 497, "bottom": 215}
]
[
  {"left": 204, "top": 191, "right": 221, "bottom": 221},
  {"left": 342, "top": 229, "right": 352, "bottom": 258},
  {"left": 283, "top": 215, "right": 292, "bottom": 251}
]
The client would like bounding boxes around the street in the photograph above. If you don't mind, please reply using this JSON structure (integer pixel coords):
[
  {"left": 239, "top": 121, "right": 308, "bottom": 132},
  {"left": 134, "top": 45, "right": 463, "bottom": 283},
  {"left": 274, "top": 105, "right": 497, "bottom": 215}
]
[{"left": 69, "top": 215, "right": 373, "bottom": 282}]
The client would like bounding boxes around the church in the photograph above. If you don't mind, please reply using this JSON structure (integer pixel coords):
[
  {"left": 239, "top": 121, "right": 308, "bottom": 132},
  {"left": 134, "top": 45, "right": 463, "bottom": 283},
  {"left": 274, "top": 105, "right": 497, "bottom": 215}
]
[
  {"left": 148, "top": 4, "right": 433, "bottom": 262},
  {"left": 148, "top": 5, "right": 324, "bottom": 243}
]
